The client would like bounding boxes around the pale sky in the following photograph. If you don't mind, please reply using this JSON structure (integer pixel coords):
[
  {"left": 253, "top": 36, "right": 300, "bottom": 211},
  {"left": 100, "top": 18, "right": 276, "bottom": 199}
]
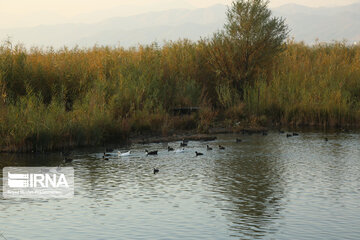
[{"left": 1, "top": 0, "right": 359, "bottom": 28}]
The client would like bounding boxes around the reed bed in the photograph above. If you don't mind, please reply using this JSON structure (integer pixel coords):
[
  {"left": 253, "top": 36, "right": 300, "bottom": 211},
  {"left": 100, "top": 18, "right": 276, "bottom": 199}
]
[{"left": 0, "top": 40, "right": 359, "bottom": 151}]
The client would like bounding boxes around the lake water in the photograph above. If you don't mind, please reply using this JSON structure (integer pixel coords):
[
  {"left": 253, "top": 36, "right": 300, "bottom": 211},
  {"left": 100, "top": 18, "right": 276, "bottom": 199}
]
[{"left": 0, "top": 131, "right": 360, "bottom": 239}]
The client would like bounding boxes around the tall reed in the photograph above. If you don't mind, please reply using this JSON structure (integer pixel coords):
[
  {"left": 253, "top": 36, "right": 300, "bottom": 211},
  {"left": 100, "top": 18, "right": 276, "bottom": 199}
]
[{"left": 0, "top": 40, "right": 359, "bottom": 151}]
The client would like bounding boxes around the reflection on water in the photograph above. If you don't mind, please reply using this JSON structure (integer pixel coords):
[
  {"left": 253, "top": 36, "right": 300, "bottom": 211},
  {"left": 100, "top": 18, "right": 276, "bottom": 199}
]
[
  {"left": 0, "top": 131, "right": 360, "bottom": 239},
  {"left": 208, "top": 139, "right": 287, "bottom": 239}
]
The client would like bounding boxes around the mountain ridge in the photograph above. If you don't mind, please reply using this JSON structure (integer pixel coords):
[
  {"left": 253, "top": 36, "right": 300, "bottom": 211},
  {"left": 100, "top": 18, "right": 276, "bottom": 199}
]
[{"left": 1, "top": 3, "right": 360, "bottom": 48}]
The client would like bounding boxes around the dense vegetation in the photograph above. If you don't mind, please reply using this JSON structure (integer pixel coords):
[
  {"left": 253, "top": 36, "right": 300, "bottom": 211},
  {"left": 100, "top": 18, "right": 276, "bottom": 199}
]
[{"left": 0, "top": 0, "right": 359, "bottom": 152}]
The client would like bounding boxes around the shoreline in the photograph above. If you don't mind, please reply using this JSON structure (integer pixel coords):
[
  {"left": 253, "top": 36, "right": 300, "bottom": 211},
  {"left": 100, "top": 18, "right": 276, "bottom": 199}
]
[
  {"left": 130, "top": 126, "right": 269, "bottom": 145},
  {"left": 1, "top": 125, "right": 358, "bottom": 154},
  {"left": 1, "top": 41, "right": 360, "bottom": 154}
]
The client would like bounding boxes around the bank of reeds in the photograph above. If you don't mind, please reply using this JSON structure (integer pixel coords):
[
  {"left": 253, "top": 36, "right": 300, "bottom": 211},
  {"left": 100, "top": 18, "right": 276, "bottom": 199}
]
[
  {"left": 244, "top": 41, "right": 360, "bottom": 127},
  {"left": 0, "top": 40, "right": 359, "bottom": 152}
]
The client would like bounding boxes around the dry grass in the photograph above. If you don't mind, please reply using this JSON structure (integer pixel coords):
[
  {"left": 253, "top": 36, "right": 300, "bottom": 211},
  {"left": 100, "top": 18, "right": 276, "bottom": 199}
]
[{"left": 0, "top": 40, "right": 359, "bottom": 151}]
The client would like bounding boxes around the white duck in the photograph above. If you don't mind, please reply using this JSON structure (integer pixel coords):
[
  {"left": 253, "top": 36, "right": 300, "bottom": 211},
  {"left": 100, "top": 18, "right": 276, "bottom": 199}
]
[
  {"left": 175, "top": 148, "right": 185, "bottom": 153},
  {"left": 118, "top": 150, "right": 131, "bottom": 157}
]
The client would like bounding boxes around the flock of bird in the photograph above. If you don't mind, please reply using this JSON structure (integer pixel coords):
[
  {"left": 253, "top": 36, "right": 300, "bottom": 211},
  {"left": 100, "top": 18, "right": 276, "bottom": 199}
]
[{"left": 62, "top": 130, "right": 311, "bottom": 174}]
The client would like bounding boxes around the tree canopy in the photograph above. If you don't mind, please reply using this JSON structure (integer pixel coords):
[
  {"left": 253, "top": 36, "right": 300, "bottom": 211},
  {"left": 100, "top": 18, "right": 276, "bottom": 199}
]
[{"left": 207, "top": 0, "right": 289, "bottom": 97}]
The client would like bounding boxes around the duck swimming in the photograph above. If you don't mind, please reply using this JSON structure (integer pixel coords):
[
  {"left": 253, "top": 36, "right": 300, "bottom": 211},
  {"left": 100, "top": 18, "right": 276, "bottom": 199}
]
[
  {"left": 195, "top": 151, "right": 204, "bottom": 156},
  {"left": 146, "top": 150, "right": 158, "bottom": 155},
  {"left": 118, "top": 151, "right": 131, "bottom": 156},
  {"left": 175, "top": 148, "right": 185, "bottom": 153}
]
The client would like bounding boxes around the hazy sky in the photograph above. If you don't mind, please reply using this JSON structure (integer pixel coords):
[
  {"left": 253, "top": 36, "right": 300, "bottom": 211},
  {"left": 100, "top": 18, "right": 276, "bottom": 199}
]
[{"left": 1, "top": 0, "right": 359, "bottom": 28}]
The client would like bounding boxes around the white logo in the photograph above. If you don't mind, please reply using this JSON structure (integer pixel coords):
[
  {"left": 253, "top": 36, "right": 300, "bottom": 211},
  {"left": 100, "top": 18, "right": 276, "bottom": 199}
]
[
  {"left": 8, "top": 172, "right": 69, "bottom": 188},
  {"left": 3, "top": 167, "right": 74, "bottom": 199}
]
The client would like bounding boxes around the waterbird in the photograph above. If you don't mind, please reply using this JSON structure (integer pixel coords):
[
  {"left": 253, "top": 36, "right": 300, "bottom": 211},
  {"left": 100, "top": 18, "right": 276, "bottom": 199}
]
[
  {"left": 168, "top": 146, "right": 174, "bottom": 151},
  {"left": 175, "top": 148, "right": 185, "bottom": 153},
  {"left": 118, "top": 150, "right": 131, "bottom": 157},
  {"left": 146, "top": 150, "right": 158, "bottom": 155},
  {"left": 207, "top": 145, "right": 212, "bottom": 150},
  {"left": 219, "top": 145, "right": 225, "bottom": 150},
  {"left": 292, "top": 132, "right": 299, "bottom": 136},
  {"left": 102, "top": 156, "right": 109, "bottom": 160},
  {"left": 180, "top": 142, "right": 188, "bottom": 147},
  {"left": 286, "top": 134, "right": 293, "bottom": 138},
  {"left": 153, "top": 168, "right": 159, "bottom": 174},
  {"left": 104, "top": 152, "right": 111, "bottom": 157},
  {"left": 236, "top": 138, "right": 242, "bottom": 143},
  {"left": 64, "top": 157, "right": 73, "bottom": 163},
  {"left": 195, "top": 151, "right": 204, "bottom": 156},
  {"left": 325, "top": 138, "right": 328, "bottom": 142}
]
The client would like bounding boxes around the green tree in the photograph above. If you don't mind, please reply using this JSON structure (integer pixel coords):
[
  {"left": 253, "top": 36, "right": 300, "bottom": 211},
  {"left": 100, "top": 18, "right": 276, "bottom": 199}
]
[{"left": 207, "top": 0, "right": 289, "bottom": 97}]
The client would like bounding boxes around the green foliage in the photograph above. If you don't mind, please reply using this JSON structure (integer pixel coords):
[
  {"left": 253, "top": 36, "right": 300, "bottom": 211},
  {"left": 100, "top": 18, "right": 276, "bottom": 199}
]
[
  {"left": 0, "top": 40, "right": 208, "bottom": 151},
  {"left": 206, "top": 0, "right": 288, "bottom": 96},
  {"left": 244, "top": 41, "right": 360, "bottom": 127},
  {"left": 216, "top": 83, "right": 241, "bottom": 109},
  {"left": 0, "top": 7, "right": 360, "bottom": 151}
]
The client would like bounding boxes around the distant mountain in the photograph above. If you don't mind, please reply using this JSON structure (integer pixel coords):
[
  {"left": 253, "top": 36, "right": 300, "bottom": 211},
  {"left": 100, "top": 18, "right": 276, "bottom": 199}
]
[
  {"left": 1, "top": 3, "right": 360, "bottom": 48},
  {"left": 0, "top": 5, "right": 227, "bottom": 48},
  {"left": 273, "top": 3, "right": 360, "bottom": 44},
  {"left": 75, "top": 5, "right": 227, "bottom": 47},
  {"left": 71, "top": 0, "right": 196, "bottom": 24}
]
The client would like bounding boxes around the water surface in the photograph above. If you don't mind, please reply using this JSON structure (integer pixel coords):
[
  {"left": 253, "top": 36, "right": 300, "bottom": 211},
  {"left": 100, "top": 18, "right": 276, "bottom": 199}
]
[{"left": 1, "top": 131, "right": 359, "bottom": 239}]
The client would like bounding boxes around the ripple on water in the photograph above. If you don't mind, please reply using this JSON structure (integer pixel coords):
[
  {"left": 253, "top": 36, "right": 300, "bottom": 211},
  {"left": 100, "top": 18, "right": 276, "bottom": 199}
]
[{"left": 0, "top": 131, "right": 360, "bottom": 239}]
